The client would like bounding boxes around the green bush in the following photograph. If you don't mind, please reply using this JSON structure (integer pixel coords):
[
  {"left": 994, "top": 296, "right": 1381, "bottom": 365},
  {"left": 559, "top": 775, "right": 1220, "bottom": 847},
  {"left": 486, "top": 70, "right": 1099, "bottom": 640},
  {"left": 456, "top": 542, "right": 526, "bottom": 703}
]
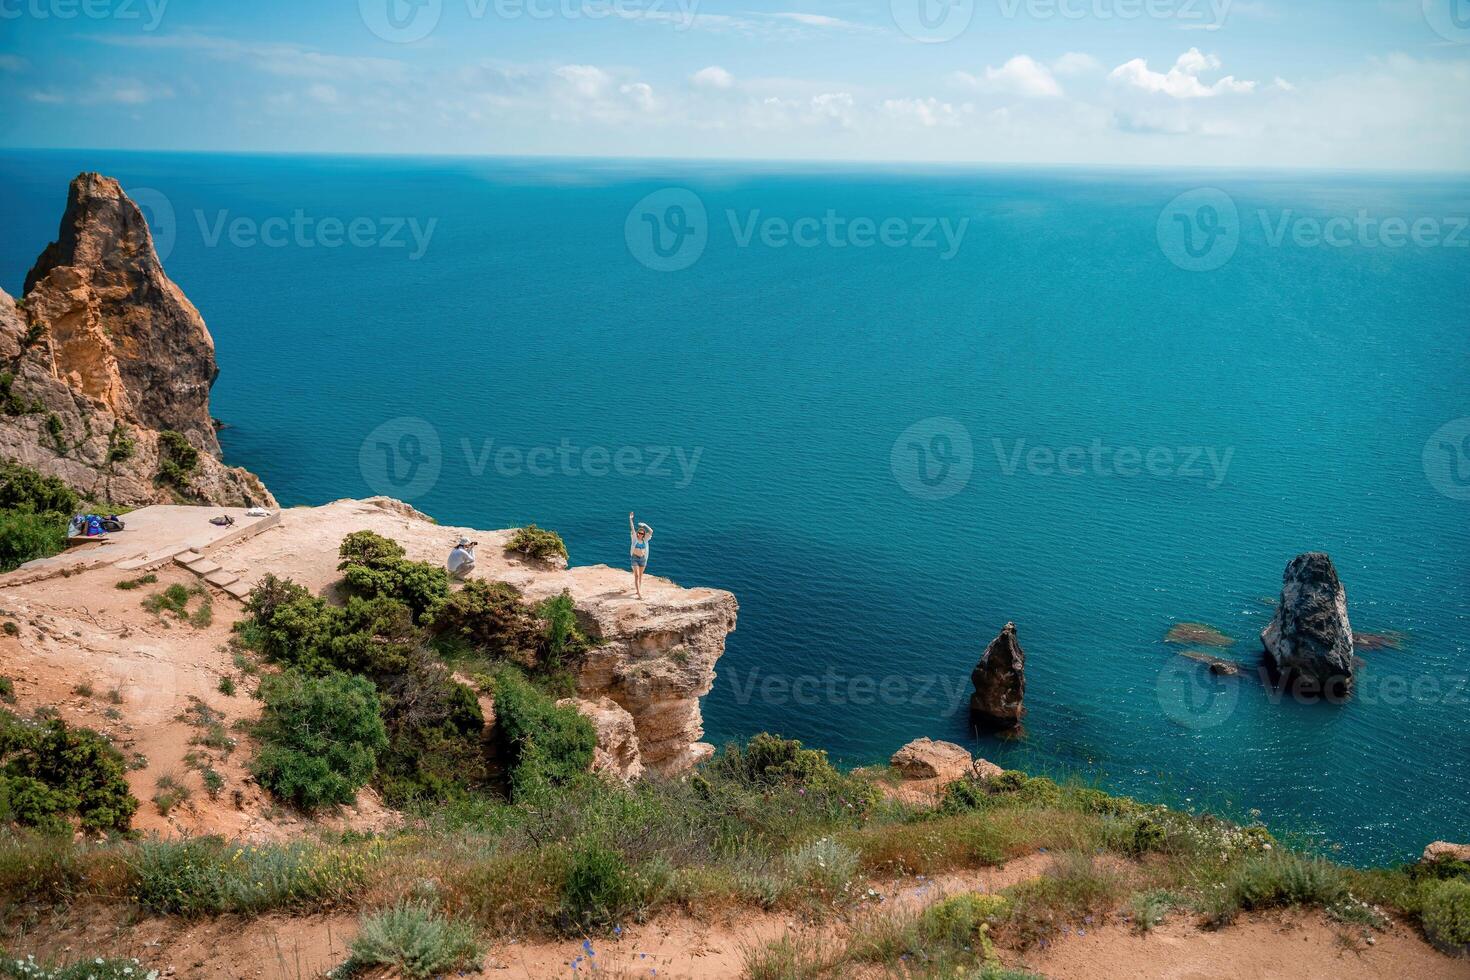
[
  {"left": 0, "top": 371, "right": 43, "bottom": 416},
  {"left": 0, "top": 678, "right": 12, "bottom": 704},
  {"left": 505, "top": 524, "right": 567, "bottom": 562},
  {"left": 1422, "top": 878, "right": 1470, "bottom": 949},
  {"left": 709, "top": 733, "right": 843, "bottom": 791},
  {"left": 1204, "top": 852, "right": 1350, "bottom": 927},
  {"left": 250, "top": 670, "right": 387, "bottom": 812},
  {"left": 106, "top": 422, "right": 135, "bottom": 463},
  {"left": 129, "top": 835, "right": 379, "bottom": 916},
  {"left": 0, "top": 509, "right": 67, "bottom": 573},
  {"left": 491, "top": 668, "right": 595, "bottom": 800},
  {"left": 560, "top": 843, "right": 642, "bottom": 933},
  {"left": 375, "top": 655, "right": 488, "bottom": 805},
  {"left": 427, "top": 579, "right": 540, "bottom": 662},
  {"left": 337, "top": 530, "right": 448, "bottom": 621},
  {"left": 0, "top": 462, "right": 77, "bottom": 515},
  {"left": 243, "top": 576, "right": 419, "bottom": 679},
  {"left": 784, "top": 837, "right": 859, "bottom": 900},
  {"left": 338, "top": 901, "right": 481, "bottom": 979},
  {"left": 156, "top": 430, "right": 198, "bottom": 487},
  {"left": 0, "top": 709, "right": 136, "bottom": 833}
]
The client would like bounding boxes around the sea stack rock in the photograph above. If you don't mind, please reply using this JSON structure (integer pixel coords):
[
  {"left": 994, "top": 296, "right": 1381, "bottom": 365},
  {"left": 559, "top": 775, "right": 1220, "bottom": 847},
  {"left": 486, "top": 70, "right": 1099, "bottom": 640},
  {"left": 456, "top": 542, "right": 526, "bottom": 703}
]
[
  {"left": 1261, "top": 552, "right": 1354, "bottom": 695},
  {"left": 970, "top": 621, "right": 1025, "bottom": 731},
  {"left": 0, "top": 174, "right": 273, "bottom": 507}
]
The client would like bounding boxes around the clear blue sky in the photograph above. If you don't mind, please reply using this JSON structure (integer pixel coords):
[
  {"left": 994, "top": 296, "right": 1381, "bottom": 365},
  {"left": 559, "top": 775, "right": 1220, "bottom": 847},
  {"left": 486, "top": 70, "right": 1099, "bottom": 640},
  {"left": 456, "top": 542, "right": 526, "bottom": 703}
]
[{"left": 2, "top": 0, "right": 1468, "bottom": 169}]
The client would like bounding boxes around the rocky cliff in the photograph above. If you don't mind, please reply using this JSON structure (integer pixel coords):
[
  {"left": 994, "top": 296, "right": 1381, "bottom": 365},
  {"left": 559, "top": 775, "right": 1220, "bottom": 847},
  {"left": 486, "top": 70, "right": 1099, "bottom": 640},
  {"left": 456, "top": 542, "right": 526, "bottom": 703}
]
[
  {"left": 197, "top": 497, "right": 737, "bottom": 776},
  {"left": 1, "top": 174, "right": 272, "bottom": 507}
]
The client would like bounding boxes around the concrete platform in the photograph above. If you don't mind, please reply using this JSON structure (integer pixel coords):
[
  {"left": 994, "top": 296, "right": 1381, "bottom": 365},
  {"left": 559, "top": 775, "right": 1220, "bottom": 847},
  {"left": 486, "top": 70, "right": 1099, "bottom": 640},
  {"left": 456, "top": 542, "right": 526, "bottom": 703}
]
[{"left": 3, "top": 506, "right": 281, "bottom": 586}]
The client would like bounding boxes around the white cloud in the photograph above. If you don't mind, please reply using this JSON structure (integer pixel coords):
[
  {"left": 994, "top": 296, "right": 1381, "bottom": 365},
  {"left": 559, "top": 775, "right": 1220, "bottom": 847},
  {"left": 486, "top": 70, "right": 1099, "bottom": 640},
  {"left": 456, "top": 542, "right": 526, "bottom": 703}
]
[
  {"left": 1109, "top": 48, "right": 1257, "bottom": 98},
  {"left": 767, "top": 11, "right": 874, "bottom": 31},
  {"left": 1052, "top": 52, "right": 1101, "bottom": 77},
  {"left": 0, "top": 55, "right": 28, "bottom": 73},
  {"left": 954, "top": 55, "right": 1063, "bottom": 98},
  {"left": 881, "top": 97, "right": 966, "bottom": 127},
  {"left": 690, "top": 65, "right": 735, "bottom": 90},
  {"left": 620, "top": 81, "right": 657, "bottom": 112},
  {"left": 95, "top": 33, "right": 406, "bottom": 82},
  {"left": 554, "top": 64, "right": 612, "bottom": 100},
  {"left": 307, "top": 83, "right": 339, "bottom": 105}
]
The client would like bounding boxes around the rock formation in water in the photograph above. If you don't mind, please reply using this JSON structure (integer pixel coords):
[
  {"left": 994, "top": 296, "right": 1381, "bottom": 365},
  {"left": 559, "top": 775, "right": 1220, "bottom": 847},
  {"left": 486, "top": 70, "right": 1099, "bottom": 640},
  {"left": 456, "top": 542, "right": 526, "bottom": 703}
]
[
  {"left": 970, "top": 621, "right": 1026, "bottom": 731},
  {"left": 1261, "top": 552, "right": 1354, "bottom": 695},
  {"left": 0, "top": 173, "right": 272, "bottom": 507}
]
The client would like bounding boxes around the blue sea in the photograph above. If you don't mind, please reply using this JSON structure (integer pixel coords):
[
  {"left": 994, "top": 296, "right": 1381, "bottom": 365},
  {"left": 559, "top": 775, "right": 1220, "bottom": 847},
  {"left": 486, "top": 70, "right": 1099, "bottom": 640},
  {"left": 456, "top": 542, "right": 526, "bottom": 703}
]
[{"left": 2, "top": 150, "right": 1467, "bottom": 866}]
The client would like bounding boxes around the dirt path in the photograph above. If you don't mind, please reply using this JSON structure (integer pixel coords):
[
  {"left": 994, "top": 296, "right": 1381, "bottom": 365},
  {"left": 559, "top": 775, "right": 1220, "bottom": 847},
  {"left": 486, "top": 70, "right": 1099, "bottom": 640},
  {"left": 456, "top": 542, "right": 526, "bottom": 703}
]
[
  {"left": 1025, "top": 909, "right": 1470, "bottom": 980},
  {"left": 14, "top": 853, "right": 1462, "bottom": 980}
]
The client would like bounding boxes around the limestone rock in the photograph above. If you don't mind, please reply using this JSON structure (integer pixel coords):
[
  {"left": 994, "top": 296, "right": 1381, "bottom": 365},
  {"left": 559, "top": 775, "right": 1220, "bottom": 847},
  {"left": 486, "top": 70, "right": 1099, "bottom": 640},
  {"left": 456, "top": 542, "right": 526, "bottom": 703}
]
[
  {"left": 1261, "top": 552, "right": 1354, "bottom": 694},
  {"left": 970, "top": 621, "right": 1025, "bottom": 731},
  {"left": 559, "top": 696, "right": 644, "bottom": 783},
  {"left": 569, "top": 587, "right": 738, "bottom": 774},
  {"left": 0, "top": 175, "right": 272, "bottom": 507},
  {"left": 891, "top": 737, "right": 972, "bottom": 780},
  {"left": 1422, "top": 841, "right": 1470, "bottom": 865}
]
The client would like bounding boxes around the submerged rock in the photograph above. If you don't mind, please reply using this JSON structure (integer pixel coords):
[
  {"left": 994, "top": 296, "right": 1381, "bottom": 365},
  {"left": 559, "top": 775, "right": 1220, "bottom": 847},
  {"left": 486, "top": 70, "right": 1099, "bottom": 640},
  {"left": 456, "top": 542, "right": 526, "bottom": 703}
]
[
  {"left": 1178, "top": 650, "right": 1242, "bottom": 676},
  {"left": 1353, "top": 631, "right": 1404, "bottom": 651},
  {"left": 1165, "top": 622, "right": 1235, "bottom": 647},
  {"left": 1261, "top": 552, "right": 1354, "bottom": 695},
  {"left": 970, "top": 622, "right": 1025, "bottom": 731}
]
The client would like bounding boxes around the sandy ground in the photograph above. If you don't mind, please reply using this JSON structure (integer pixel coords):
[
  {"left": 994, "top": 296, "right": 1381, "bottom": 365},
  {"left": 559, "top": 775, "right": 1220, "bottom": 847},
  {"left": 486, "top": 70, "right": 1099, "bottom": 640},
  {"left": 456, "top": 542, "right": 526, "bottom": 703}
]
[{"left": 0, "top": 559, "right": 394, "bottom": 839}]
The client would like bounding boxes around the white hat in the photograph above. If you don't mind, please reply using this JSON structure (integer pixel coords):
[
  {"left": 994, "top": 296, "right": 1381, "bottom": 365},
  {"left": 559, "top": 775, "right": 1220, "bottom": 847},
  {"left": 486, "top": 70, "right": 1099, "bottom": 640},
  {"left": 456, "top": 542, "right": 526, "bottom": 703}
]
[{"left": 455, "top": 536, "right": 472, "bottom": 547}]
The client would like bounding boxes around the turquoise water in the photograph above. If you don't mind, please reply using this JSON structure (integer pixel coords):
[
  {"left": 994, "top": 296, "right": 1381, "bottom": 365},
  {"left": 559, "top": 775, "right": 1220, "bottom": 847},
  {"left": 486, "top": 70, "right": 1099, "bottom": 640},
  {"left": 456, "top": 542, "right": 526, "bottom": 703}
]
[{"left": 2, "top": 151, "right": 1467, "bottom": 865}]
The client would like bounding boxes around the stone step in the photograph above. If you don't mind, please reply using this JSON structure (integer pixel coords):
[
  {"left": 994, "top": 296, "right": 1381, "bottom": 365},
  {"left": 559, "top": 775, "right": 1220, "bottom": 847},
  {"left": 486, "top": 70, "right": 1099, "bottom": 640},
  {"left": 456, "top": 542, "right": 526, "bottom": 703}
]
[
  {"left": 185, "top": 558, "right": 222, "bottom": 576},
  {"left": 222, "top": 578, "right": 255, "bottom": 601},
  {"left": 173, "top": 551, "right": 204, "bottom": 567},
  {"left": 204, "top": 569, "right": 239, "bottom": 588}
]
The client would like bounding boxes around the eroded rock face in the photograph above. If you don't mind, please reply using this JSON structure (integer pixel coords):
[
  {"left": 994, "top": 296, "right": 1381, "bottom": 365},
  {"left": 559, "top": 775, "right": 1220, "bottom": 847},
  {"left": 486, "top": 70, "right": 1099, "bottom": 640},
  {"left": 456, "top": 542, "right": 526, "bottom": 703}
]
[
  {"left": 971, "top": 621, "right": 1025, "bottom": 731},
  {"left": 559, "top": 696, "right": 644, "bottom": 783},
  {"left": 1261, "top": 552, "right": 1354, "bottom": 694},
  {"left": 891, "top": 737, "right": 973, "bottom": 780},
  {"left": 571, "top": 589, "right": 740, "bottom": 774},
  {"left": 1422, "top": 841, "right": 1470, "bottom": 865},
  {"left": 1, "top": 175, "right": 272, "bottom": 507}
]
